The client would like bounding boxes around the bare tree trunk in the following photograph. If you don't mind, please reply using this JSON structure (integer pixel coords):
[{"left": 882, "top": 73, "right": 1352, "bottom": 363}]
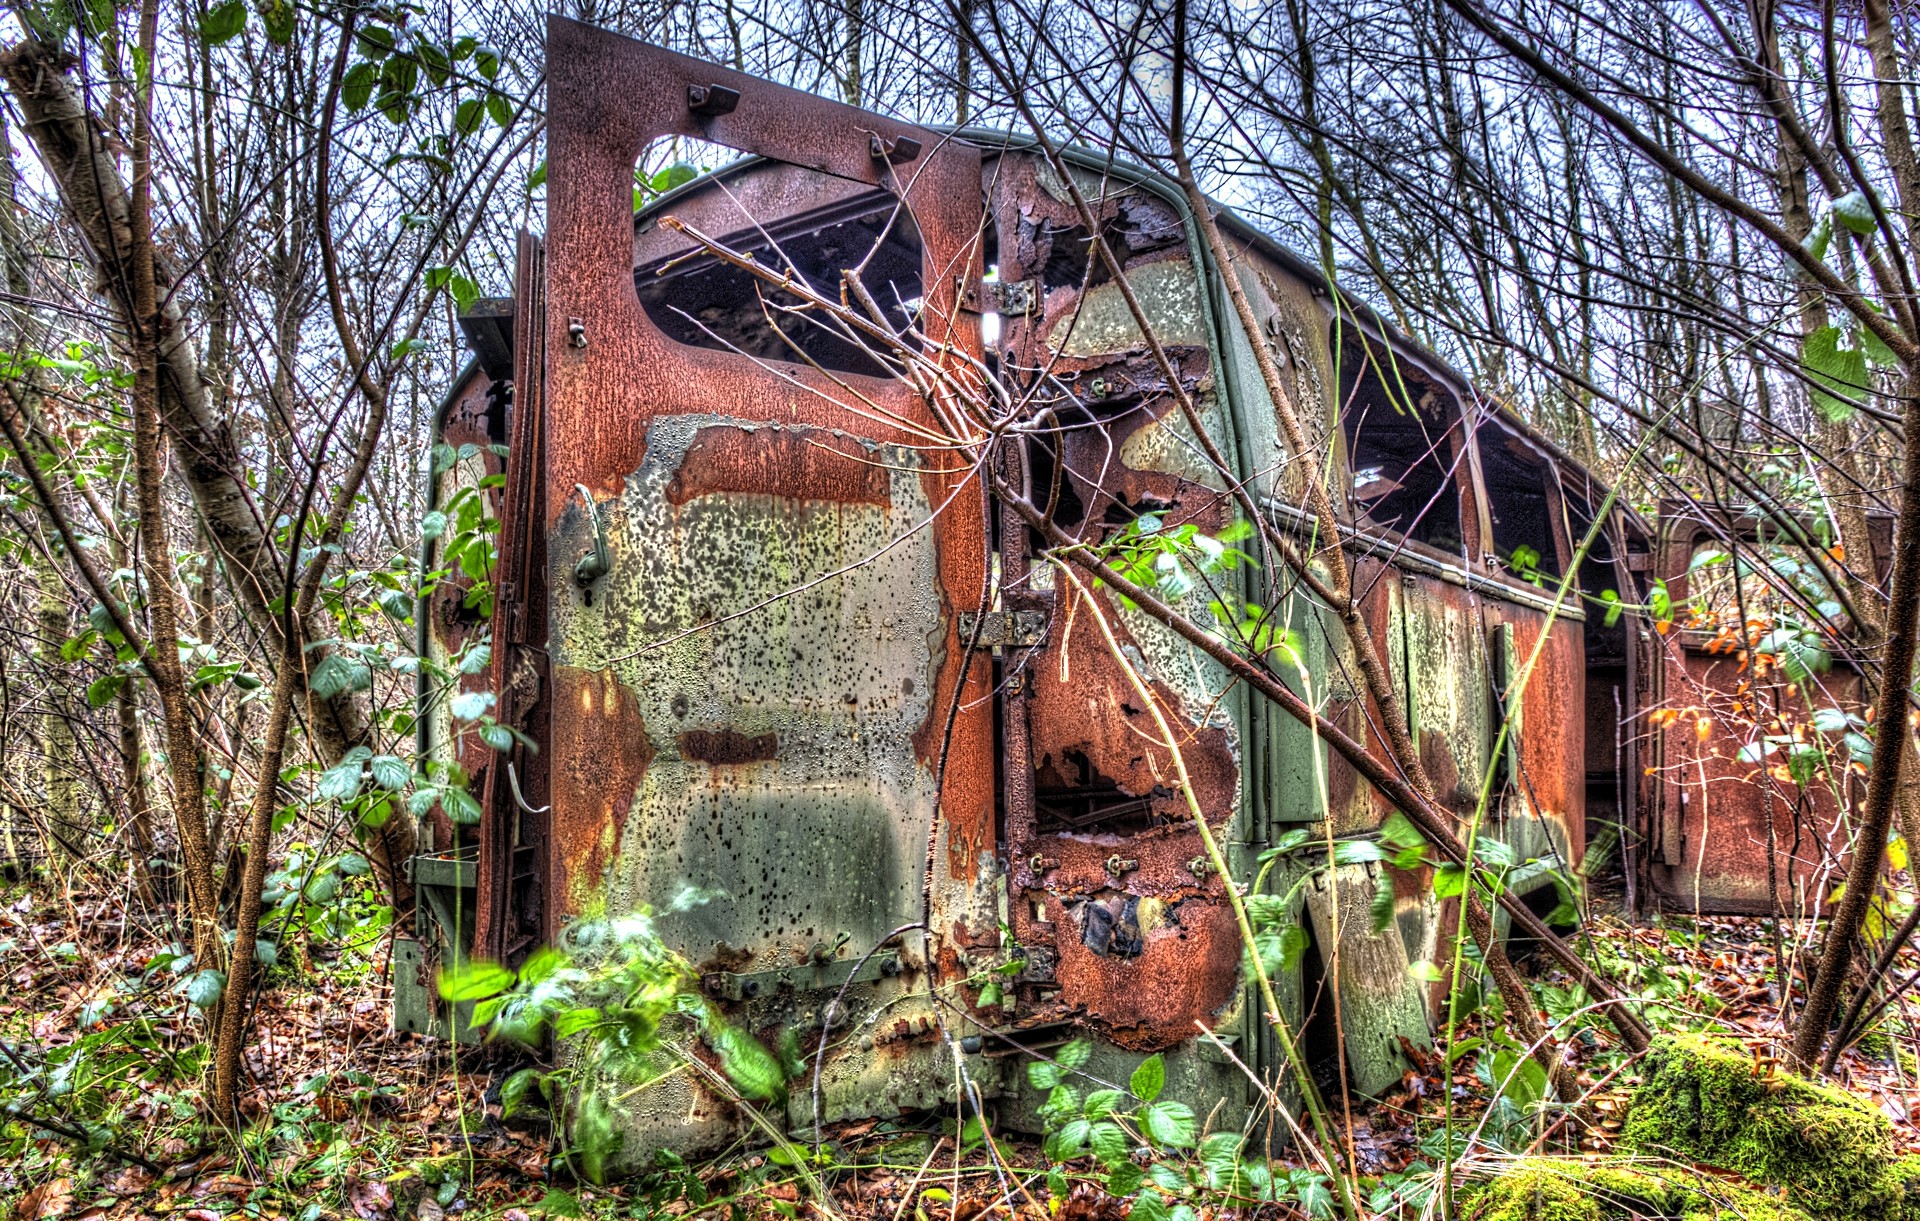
[{"left": 0, "top": 38, "right": 416, "bottom": 908}]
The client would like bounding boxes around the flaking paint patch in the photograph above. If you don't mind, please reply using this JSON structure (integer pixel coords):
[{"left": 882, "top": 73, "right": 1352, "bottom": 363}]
[
  {"left": 1048, "top": 259, "right": 1206, "bottom": 356},
  {"left": 550, "top": 414, "right": 944, "bottom": 970},
  {"left": 549, "top": 666, "right": 656, "bottom": 912}
]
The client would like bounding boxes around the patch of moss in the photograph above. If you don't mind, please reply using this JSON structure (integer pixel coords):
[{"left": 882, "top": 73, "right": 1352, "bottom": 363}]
[
  {"left": 1621, "top": 1034, "right": 1897, "bottom": 1219},
  {"left": 1460, "top": 1157, "right": 1808, "bottom": 1221},
  {"left": 1886, "top": 1155, "right": 1920, "bottom": 1221}
]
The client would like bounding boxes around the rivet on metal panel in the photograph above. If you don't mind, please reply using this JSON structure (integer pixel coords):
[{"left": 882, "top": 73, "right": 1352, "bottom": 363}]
[
  {"left": 686, "top": 82, "right": 739, "bottom": 116},
  {"left": 809, "top": 931, "right": 851, "bottom": 964},
  {"left": 1105, "top": 855, "right": 1139, "bottom": 876},
  {"left": 1029, "top": 854, "right": 1059, "bottom": 873},
  {"left": 868, "top": 133, "right": 921, "bottom": 164},
  {"left": 566, "top": 317, "right": 587, "bottom": 348}
]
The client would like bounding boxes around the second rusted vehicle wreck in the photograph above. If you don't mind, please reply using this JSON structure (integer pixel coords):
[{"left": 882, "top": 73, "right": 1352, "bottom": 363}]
[{"left": 395, "top": 18, "right": 1852, "bottom": 1171}]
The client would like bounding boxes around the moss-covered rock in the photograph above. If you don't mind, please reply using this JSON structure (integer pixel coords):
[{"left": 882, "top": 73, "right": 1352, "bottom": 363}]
[
  {"left": 1621, "top": 1034, "right": 1898, "bottom": 1219},
  {"left": 1886, "top": 1155, "right": 1920, "bottom": 1221},
  {"left": 1459, "top": 1157, "right": 1809, "bottom": 1221}
]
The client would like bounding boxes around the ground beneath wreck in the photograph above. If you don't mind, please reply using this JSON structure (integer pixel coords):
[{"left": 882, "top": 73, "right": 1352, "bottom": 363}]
[{"left": 5, "top": 881, "right": 1919, "bottom": 1220}]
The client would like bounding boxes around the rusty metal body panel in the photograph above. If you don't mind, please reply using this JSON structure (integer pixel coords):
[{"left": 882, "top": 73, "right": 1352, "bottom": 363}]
[
  {"left": 405, "top": 20, "right": 1682, "bottom": 1166},
  {"left": 1643, "top": 506, "right": 1864, "bottom": 914}
]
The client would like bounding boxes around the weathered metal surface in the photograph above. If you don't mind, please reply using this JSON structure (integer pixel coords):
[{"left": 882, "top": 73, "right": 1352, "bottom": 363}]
[
  {"left": 473, "top": 233, "right": 550, "bottom": 966},
  {"left": 984, "top": 157, "right": 1250, "bottom": 1061},
  {"left": 1646, "top": 508, "right": 1859, "bottom": 913},
  {"left": 409, "top": 25, "right": 1689, "bottom": 1163},
  {"left": 539, "top": 19, "right": 992, "bottom": 1167}
]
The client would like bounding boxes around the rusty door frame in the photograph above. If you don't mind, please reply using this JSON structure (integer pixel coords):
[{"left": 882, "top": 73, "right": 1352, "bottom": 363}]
[{"left": 537, "top": 11, "right": 993, "bottom": 938}]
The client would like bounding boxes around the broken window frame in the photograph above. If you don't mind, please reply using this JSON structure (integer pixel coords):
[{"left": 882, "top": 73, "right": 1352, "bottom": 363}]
[{"left": 1333, "top": 329, "right": 1476, "bottom": 561}]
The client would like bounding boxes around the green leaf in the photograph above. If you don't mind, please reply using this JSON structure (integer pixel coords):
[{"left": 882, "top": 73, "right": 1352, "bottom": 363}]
[
  {"left": 1803, "top": 213, "right": 1834, "bottom": 262},
  {"left": 1130, "top": 1193, "right": 1169, "bottom": 1221},
  {"left": 316, "top": 759, "right": 365, "bottom": 803},
  {"left": 1432, "top": 864, "right": 1467, "bottom": 899},
  {"left": 342, "top": 61, "right": 378, "bottom": 111},
  {"left": 1129, "top": 1053, "right": 1165, "bottom": 1104},
  {"left": 185, "top": 969, "right": 226, "bottom": 1010},
  {"left": 711, "top": 1024, "right": 784, "bottom": 1100},
  {"left": 1089, "top": 1121, "right": 1130, "bottom": 1167},
  {"left": 255, "top": 0, "right": 294, "bottom": 45},
  {"left": 1379, "top": 811, "right": 1425, "bottom": 851},
  {"left": 198, "top": 0, "right": 246, "bottom": 44},
  {"left": 1045, "top": 1119, "right": 1091, "bottom": 1161},
  {"left": 438, "top": 960, "right": 513, "bottom": 1001},
  {"left": 1803, "top": 325, "right": 1871, "bottom": 422},
  {"left": 454, "top": 97, "right": 485, "bottom": 136},
  {"left": 499, "top": 1067, "right": 541, "bottom": 1118},
  {"left": 475, "top": 47, "right": 501, "bottom": 79},
  {"left": 1055, "top": 1037, "right": 1092, "bottom": 1073},
  {"left": 303, "top": 873, "right": 340, "bottom": 904},
  {"left": 1370, "top": 871, "right": 1398, "bottom": 934},
  {"left": 1408, "top": 959, "right": 1444, "bottom": 983},
  {"left": 1107, "top": 1163, "right": 1144, "bottom": 1196},
  {"left": 421, "top": 509, "right": 449, "bottom": 540},
  {"left": 254, "top": 939, "right": 278, "bottom": 969},
  {"left": 535, "top": 1189, "right": 584, "bottom": 1218},
  {"left": 85, "top": 674, "right": 127, "bottom": 708},
  {"left": 479, "top": 723, "right": 514, "bottom": 752},
  {"left": 336, "top": 853, "right": 372, "bottom": 877},
  {"left": 1140, "top": 1100, "right": 1196, "bottom": 1149},
  {"left": 1834, "top": 190, "right": 1878, "bottom": 236},
  {"left": 442, "top": 786, "right": 483, "bottom": 825},
  {"left": 369, "top": 755, "right": 411, "bottom": 791},
  {"left": 1028, "top": 1059, "right": 1063, "bottom": 1091},
  {"left": 1292, "top": 1175, "right": 1335, "bottom": 1219},
  {"left": 309, "top": 653, "right": 371, "bottom": 699},
  {"left": 1333, "top": 839, "right": 1385, "bottom": 865},
  {"left": 356, "top": 25, "right": 394, "bottom": 58},
  {"left": 486, "top": 91, "right": 512, "bottom": 128},
  {"left": 451, "top": 690, "right": 495, "bottom": 720}
]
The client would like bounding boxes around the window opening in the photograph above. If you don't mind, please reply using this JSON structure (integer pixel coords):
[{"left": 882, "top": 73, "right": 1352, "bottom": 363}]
[
  {"left": 1477, "top": 423, "right": 1561, "bottom": 581},
  {"left": 634, "top": 160, "right": 925, "bottom": 378},
  {"left": 1337, "top": 336, "right": 1464, "bottom": 551}
]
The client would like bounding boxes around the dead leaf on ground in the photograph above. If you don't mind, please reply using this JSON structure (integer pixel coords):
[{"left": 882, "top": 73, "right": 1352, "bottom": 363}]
[{"left": 15, "top": 1177, "right": 73, "bottom": 1221}]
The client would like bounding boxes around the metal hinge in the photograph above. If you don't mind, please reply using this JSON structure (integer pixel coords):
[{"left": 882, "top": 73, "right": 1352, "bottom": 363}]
[
  {"left": 959, "top": 609, "right": 1048, "bottom": 648},
  {"left": 959, "top": 278, "right": 1039, "bottom": 317}
]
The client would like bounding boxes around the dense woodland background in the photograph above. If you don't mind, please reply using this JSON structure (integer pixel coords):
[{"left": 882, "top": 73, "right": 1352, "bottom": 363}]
[{"left": 5, "top": 0, "right": 1920, "bottom": 1216}]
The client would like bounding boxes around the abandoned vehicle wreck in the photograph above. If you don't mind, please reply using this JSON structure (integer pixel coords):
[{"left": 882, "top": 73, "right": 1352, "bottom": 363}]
[{"left": 393, "top": 18, "right": 1865, "bottom": 1171}]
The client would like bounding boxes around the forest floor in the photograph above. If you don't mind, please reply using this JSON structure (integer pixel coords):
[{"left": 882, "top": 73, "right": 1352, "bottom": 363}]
[{"left": 5, "top": 877, "right": 1920, "bottom": 1221}]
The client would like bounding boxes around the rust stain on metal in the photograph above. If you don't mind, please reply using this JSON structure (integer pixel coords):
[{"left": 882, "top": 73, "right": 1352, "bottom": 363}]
[
  {"left": 549, "top": 665, "right": 655, "bottom": 916},
  {"left": 665, "top": 424, "right": 892, "bottom": 508},
  {"left": 1039, "top": 888, "right": 1240, "bottom": 1051},
  {"left": 677, "top": 727, "right": 777, "bottom": 765}
]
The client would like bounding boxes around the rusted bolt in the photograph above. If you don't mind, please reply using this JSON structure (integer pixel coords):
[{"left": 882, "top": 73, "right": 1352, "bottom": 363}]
[
  {"left": 1106, "top": 855, "right": 1139, "bottom": 876},
  {"left": 1089, "top": 377, "right": 1109, "bottom": 398},
  {"left": 1029, "top": 854, "right": 1058, "bottom": 874},
  {"left": 869, "top": 133, "right": 922, "bottom": 164},
  {"left": 1189, "top": 856, "right": 1213, "bottom": 877},
  {"left": 686, "top": 82, "right": 740, "bottom": 116},
  {"left": 880, "top": 956, "right": 903, "bottom": 977},
  {"left": 739, "top": 978, "right": 761, "bottom": 998},
  {"left": 1006, "top": 673, "right": 1025, "bottom": 694},
  {"left": 567, "top": 317, "right": 587, "bottom": 348},
  {"left": 702, "top": 973, "right": 726, "bottom": 996}
]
